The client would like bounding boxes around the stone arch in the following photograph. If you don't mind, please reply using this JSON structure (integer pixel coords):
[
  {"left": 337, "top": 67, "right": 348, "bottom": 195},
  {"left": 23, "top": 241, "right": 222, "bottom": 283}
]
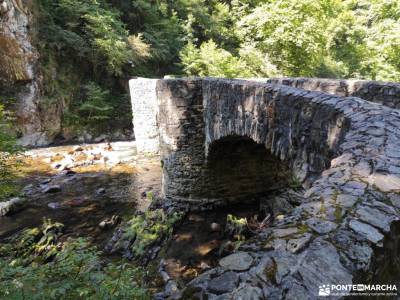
[{"left": 203, "top": 79, "right": 350, "bottom": 188}]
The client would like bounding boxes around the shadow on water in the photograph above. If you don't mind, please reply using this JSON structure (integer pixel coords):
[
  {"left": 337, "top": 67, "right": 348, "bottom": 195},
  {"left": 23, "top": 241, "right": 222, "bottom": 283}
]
[{"left": 163, "top": 201, "right": 262, "bottom": 283}]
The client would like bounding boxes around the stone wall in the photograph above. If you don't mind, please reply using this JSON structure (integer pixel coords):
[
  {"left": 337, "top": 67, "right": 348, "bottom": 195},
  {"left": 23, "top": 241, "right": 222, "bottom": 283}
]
[
  {"left": 130, "top": 76, "right": 400, "bottom": 155},
  {"left": 266, "top": 77, "right": 400, "bottom": 109},
  {"left": 157, "top": 79, "right": 205, "bottom": 200},
  {"left": 129, "top": 78, "right": 160, "bottom": 153}
]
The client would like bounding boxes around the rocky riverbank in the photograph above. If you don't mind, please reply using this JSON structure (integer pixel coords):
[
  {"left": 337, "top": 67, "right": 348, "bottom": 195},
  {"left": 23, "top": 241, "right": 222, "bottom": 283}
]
[{"left": 0, "top": 141, "right": 162, "bottom": 246}]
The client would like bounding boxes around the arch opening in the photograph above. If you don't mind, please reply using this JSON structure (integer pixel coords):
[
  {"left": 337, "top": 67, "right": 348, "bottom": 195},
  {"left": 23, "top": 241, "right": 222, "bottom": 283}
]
[{"left": 204, "top": 135, "right": 295, "bottom": 204}]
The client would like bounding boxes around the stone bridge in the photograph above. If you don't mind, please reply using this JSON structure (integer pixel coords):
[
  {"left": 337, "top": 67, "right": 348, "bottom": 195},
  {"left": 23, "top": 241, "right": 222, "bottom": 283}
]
[{"left": 130, "top": 78, "right": 400, "bottom": 299}]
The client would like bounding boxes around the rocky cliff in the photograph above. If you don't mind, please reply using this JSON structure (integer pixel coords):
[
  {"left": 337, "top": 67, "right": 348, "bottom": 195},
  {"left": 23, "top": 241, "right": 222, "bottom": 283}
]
[{"left": 0, "top": 0, "right": 63, "bottom": 146}]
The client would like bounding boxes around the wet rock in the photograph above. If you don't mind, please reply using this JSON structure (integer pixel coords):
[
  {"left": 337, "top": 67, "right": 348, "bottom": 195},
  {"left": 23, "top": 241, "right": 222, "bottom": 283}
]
[
  {"left": 53, "top": 157, "right": 74, "bottom": 170},
  {"left": 40, "top": 178, "right": 51, "bottom": 184},
  {"left": 219, "top": 252, "right": 254, "bottom": 271},
  {"left": 0, "top": 197, "right": 27, "bottom": 216},
  {"left": 42, "top": 185, "right": 61, "bottom": 193},
  {"left": 73, "top": 145, "right": 84, "bottom": 152},
  {"left": 210, "top": 222, "right": 222, "bottom": 232},
  {"left": 59, "top": 169, "right": 76, "bottom": 176},
  {"left": 22, "top": 184, "right": 34, "bottom": 195},
  {"left": 199, "top": 261, "right": 211, "bottom": 270},
  {"left": 208, "top": 271, "right": 239, "bottom": 294},
  {"left": 348, "top": 219, "right": 384, "bottom": 245},
  {"left": 99, "top": 215, "right": 121, "bottom": 229},
  {"left": 94, "top": 134, "right": 108, "bottom": 143},
  {"left": 287, "top": 233, "right": 312, "bottom": 253},
  {"left": 48, "top": 202, "right": 61, "bottom": 209},
  {"left": 306, "top": 217, "right": 337, "bottom": 234},
  {"left": 96, "top": 187, "right": 106, "bottom": 195}
]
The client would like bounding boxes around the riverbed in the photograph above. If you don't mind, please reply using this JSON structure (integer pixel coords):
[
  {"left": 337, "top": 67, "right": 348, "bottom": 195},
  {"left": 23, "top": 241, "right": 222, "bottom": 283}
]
[
  {"left": 0, "top": 141, "right": 281, "bottom": 286},
  {"left": 0, "top": 142, "right": 162, "bottom": 248}
]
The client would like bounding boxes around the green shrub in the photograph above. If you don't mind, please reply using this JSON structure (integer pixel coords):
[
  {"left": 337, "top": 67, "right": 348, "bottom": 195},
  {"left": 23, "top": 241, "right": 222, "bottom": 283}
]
[
  {"left": 0, "top": 104, "right": 21, "bottom": 201},
  {"left": 123, "top": 209, "right": 183, "bottom": 259},
  {"left": 0, "top": 220, "right": 150, "bottom": 300}
]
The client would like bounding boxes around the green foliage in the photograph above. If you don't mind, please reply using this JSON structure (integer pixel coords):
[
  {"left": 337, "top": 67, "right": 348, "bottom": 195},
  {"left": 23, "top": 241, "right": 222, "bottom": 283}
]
[
  {"left": 123, "top": 209, "right": 183, "bottom": 259},
  {"left": 225, "top": 214, "right": 248, "bottom": 238},
  {"left": 146, "top": 191, "right": 154, "bottom": 202},
  {"left": 38, "top": 0, "right": 151, "bottom": 76},
  {"left": 0, "top": 220, "right": 149, "bottom": 300},
  {"left": 63, "top": 82, "right": 131, "bottom": 134},
  {"left": 20, "top": 0, "right": 400, "bottom": 139},
  {"left": 179, "top": 0, "right": 400, "bottom": 81},
  {"left": 289, "top": 176, "right": 302, "bottom": 189},
  {"left": 36, "top": 0, "right": 152, "bottom": 135},
  {"left": 181, "top": 40, "right": 252, "bottom": 78},
  {"left": 0, "top": 219, "right": 64, "bottom": 263}
]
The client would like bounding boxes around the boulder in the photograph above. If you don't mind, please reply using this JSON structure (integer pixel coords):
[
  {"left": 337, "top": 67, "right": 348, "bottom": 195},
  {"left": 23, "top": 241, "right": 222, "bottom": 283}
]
[{"left": 0, "top": 197, "right": 27, "bottom": 216}]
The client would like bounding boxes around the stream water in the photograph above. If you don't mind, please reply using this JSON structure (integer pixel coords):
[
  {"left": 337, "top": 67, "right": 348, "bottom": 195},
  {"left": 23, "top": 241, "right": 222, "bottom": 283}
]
[
  {"left": 0, "top": 142, "right": 261, "bottom": 284},
  {"left": 0, "top": 142, "right": 161, "bottom": 248}
]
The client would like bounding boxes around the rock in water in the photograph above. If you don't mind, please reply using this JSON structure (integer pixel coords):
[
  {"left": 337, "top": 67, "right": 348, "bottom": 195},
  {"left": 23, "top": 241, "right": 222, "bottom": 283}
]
[
  {"left": 210, "top": 222, "right": 221, "bottom": 231},
  {"left": 42, "top": 185, "right": 61, "bottom": 193},
  {"left": 0, "top": 197, "right": 27, "bottom": 216},
  {"left": 48, "top": 202, "right": 61, "bottom": 209},
  {"left": 96, "top": 187, "right": 106, "bottom": 195}
]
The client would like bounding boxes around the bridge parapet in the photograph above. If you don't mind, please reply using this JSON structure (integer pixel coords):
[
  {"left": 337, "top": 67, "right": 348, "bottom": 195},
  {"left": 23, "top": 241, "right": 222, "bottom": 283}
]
[{"left": 267, "top": 77, "right": 400, "bottom": 109}]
